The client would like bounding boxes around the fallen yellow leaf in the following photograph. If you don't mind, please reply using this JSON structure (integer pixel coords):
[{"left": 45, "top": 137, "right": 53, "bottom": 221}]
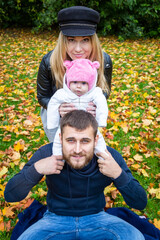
[
  {"left": 131, "top": 164, "right": 141, "bottom": 171},
  {"left": 0, "top": 166, "right": 8, "bottom": 178},
  {"left": 2, "top": 207, "right": 15, "bottom": 218},
  {"left": 0, "top": 86, "right": 4, "bottom": 93},
  {"left": 133, "top": 154, "right": 143, "bottom": 162},
  {"left": 148, "top": 188, "right": 160, "bottom": 199},
  {"left": 139, "top": 169, "right": 149, "bottom": 177},
  {"left": 104, "top": 186, "right": 117, "bottom": 195},
  {"left": 14, "top": 141, "right": 25, "bottom": 152}
]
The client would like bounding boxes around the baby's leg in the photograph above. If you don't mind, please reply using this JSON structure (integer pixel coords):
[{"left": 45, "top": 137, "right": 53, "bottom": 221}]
[
  {"left": 94, "top": 129, "right": 108, "bottom": 159},
  {"left": 52, "top": 127, "right": 63, "bottom": 156}
]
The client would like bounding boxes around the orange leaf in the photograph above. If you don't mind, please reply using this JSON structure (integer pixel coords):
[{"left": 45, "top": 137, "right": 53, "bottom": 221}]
[
  {"left": 22, "top": 198, "right": 34, "bottom": 208},
  {"left": 2, "top": 207, "right": 15, "bottom": 218},
  {"left": 153, "top": 219, "right": 160, "bottom": 230},
  {"left": 2, "top": 135, "right": 12, "bottom": 142},
  {"left": 109, "top": 112, "right": 119, "bottom": 121},
  {"left": 105, "top": 196, "right": 114, "bottom": 209},
  {"left": 156, "top": 173, "right": 160, "bottom": 180},
  {"left": 126, "top": 158, "right": 135, "bottom": 167},
  {"left": 120, "top": 122, "right": 129, "bottom": 133},
  {"left": 131, "top": 164, "right": 141, "bottom": 171},
  {"left": 122, "top": 146, "right": 131, "bottom": 157},
  {"left": 111, "top": 189, "right": 119, "bottom": 199},
  {"left": 149, "top": 183, "right": 154, "bottom": 188},
  {"left": 0, "top": 184, "right": 5, "bottom": 197},
  {"left": 134, "top": 143, "right": 139, "bottom": 151},
  {"left": 0, "top": 222, "right": 5, "bottom": 231}
]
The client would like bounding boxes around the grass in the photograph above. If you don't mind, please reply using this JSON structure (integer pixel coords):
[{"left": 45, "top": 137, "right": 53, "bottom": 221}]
[{"left": 0, "top": 28, "right": 160, "bottom": 238}]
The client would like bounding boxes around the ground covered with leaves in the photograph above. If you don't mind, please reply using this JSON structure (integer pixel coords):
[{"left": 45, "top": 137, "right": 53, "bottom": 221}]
[{"left": 0, "top": 29, "right": 160, "bottom": 239}]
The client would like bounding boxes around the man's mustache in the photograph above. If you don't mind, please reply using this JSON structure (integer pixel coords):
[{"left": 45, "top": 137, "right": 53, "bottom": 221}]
[{"left": 71, "top": 152, "right": 84, "bottom": 157}]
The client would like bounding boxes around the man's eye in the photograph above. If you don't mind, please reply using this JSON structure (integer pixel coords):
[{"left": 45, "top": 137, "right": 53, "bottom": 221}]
[
  {"left": 67, "top": 139, "right": 74, "bottom": 143},
  {"left": 81, "top": 140, "right": 89, "bottom": 143}
]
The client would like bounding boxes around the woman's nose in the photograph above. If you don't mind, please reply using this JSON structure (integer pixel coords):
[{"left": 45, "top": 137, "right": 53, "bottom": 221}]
[{"left": 75, "top": 42, "right": 82, "bottom": 52}]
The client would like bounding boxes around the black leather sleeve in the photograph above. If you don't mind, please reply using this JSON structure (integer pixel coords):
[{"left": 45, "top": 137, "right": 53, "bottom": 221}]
[
  {"left": 103, "top": 51, "right": 113, "bottom": 98},
  {"left": 37, "top": 50, "right": 57, "bottom": 109}
]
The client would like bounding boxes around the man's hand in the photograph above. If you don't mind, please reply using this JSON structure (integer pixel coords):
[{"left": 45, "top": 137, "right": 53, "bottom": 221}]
[
  {"left": 34, "top": 155, "right": 64, "bottom": 175},
  {"left": 97, "top": 149, "right": 122, "bottom": 179}
]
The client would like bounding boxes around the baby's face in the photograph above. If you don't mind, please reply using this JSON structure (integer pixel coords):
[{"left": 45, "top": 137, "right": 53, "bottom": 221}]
[{"left": 70, "top": 81, "right": 89, "bottom": 96}]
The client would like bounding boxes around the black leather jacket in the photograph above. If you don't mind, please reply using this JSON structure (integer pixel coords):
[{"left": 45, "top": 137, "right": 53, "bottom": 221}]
[{"left": 37, "top": 50, "right": 112, "bottom": 109}]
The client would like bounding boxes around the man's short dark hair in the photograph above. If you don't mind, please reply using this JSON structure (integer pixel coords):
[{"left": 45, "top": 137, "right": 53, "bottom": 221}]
[{"left": 60, "top": 110, "right": 98, "bottom": 137}]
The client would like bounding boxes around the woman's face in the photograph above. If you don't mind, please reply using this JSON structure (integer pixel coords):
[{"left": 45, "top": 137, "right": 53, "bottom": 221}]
[{"left": 66, "top": 36, "right": 92, "bottom": 60}]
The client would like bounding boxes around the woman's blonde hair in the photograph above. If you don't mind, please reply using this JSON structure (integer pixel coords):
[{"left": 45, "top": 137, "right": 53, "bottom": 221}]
[{"left": 50, "top": 32, "right": 110, "bottom": 95}]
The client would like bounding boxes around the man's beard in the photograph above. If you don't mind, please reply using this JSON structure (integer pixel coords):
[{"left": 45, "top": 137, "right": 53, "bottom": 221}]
[{"left": 62, "top": 149, "right": 94, "bottom": 169}]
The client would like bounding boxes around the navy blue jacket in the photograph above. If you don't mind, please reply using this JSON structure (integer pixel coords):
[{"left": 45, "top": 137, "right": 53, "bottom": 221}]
[{"left": 4, "top": 144, "right": 147, "bottom": 217}]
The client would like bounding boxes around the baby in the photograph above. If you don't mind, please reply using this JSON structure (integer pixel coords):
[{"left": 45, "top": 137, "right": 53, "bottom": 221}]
[{"left": 47, "top": 59, "right": 108, "bottom": 157}]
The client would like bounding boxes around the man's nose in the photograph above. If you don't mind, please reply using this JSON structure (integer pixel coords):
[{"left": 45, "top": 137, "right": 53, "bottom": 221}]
[{"left": 74, "top": 142, "right": 81, "bottom": 153}]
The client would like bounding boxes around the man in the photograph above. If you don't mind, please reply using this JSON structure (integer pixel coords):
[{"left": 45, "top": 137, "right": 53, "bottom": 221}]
[{"left": 4, "top": 110, "right": 147, "bottom": 240}]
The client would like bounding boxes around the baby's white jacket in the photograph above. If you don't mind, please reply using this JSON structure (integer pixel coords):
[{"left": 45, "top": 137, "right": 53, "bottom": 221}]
[
  {"left": 47, "top": 76, "right": 108, "bottom": 129},
  {"left": 47, "top": 76, "right": 109, "bottom": 157}
]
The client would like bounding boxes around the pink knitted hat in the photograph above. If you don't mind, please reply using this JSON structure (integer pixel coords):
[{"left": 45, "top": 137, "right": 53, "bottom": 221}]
[{"left": 64, "top": 59, "right": 100, "bottom": 91}]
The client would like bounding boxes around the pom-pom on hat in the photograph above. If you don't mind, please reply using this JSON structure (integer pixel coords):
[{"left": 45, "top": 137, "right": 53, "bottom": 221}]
[
  {"left": 64, "top": 59, "right": 100, "bottom": 91},
  {"left": 58, "top": 6, "right": 100, "bottom": 36}
]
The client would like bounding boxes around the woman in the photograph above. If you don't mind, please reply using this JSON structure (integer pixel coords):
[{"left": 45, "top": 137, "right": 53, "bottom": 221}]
[{"left": 37, "top": 6, "right": 112, "bottom": 141}]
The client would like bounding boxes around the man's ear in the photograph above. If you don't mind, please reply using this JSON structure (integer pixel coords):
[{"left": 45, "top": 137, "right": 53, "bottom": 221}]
[
  {"left": 59, "top": 133, "right": 62, "bottom": 144},
  {"left": 95, "top": 134, "right": 99, "bottom": 146}
]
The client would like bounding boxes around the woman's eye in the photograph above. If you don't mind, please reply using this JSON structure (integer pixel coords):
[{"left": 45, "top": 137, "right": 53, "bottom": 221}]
[
  {"left": 82, "top": 38, "right": 90, "bottom": 42},
  {"left": 67, "top": 38, "right": 74, "bottom": 42}
]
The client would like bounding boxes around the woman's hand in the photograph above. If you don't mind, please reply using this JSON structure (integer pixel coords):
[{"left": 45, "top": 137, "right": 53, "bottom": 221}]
[
  {"left": 86, "top": 102, "right": 96, "bottom": 117},
  {"left": 59, "top": 102, "right": 76, "bottom": 117}
]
